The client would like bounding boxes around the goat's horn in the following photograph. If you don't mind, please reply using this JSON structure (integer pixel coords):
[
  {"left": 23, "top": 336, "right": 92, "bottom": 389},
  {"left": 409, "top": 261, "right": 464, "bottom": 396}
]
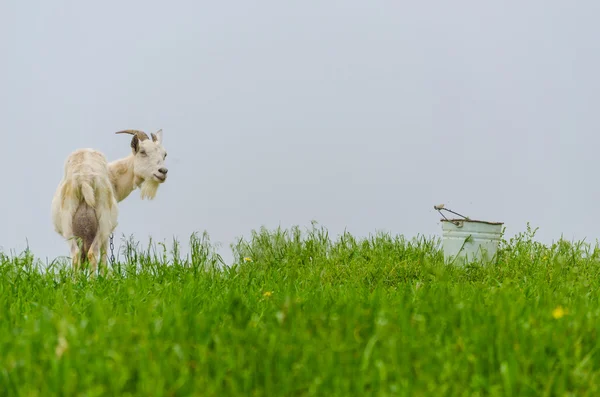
[{"left": 115, "top": 129, "right": 150, "bottom": 141}]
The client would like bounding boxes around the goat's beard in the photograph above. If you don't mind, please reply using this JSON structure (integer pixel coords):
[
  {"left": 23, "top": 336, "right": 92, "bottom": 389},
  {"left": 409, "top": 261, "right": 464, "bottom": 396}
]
[{"left": 139, "top": 179, "right": 160, "bottom": 200}]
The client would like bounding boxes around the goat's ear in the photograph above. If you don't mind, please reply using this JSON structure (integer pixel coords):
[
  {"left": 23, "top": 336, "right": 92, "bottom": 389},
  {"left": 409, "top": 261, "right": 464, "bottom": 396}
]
[
  {"left": 151, "top": 129, "right": 163, "bottom": 143},
  {"left": 131, "top": 136, "right": 140, "bottom": 153}
]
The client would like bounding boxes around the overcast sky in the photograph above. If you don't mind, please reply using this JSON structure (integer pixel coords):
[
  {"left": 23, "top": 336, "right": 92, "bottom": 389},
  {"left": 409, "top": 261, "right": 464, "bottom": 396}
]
[{"left": 2, "top": 1, "right": 600, "bottom": 266}]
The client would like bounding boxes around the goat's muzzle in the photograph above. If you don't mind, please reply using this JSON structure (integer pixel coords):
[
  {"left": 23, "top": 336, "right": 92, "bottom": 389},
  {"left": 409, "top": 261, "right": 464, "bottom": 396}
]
[{"left": 154, "top": 168, "right": 168, "bottom": 182}]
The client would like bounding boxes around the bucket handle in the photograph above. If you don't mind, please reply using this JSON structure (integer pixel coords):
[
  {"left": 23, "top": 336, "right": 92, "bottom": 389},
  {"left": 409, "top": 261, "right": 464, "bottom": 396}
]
[{"left": 434, "top": 204, "right": 470, "bottom": 226}]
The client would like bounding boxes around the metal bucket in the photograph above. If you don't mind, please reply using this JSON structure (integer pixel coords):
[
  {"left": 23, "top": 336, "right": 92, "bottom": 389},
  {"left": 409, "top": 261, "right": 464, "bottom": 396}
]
[{"left": 434, "top": 205, "right": 504, "bottom": 265}]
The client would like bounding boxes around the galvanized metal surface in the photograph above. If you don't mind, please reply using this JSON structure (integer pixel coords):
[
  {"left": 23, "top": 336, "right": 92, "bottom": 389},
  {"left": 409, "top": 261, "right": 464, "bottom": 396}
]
[{"left": 441, "top": 219, "right": 503, "bottom": 265}]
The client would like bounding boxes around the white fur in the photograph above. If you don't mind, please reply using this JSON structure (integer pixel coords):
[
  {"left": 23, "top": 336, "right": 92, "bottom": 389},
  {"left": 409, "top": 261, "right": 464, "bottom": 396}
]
[{"left": 51, "top": 130, "right": 168, "bottom": 274}]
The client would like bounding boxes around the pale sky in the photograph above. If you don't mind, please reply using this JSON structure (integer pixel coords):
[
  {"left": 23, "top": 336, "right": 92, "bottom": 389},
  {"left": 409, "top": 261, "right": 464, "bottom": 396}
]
[{"left": 2, "top": 1, "right": 600, "bottom": 266}]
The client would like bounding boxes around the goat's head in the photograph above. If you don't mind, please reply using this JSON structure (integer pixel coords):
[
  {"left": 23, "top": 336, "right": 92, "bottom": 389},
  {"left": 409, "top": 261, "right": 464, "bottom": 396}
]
[{"left": 115, "top": 129, "right": 168, "bottom": 199}]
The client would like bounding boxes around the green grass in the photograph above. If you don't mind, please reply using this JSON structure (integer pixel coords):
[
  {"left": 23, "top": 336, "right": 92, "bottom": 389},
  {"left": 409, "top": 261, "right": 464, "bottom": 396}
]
[{"left": 2, "top": 223, "right": 600, "bottom": 396}]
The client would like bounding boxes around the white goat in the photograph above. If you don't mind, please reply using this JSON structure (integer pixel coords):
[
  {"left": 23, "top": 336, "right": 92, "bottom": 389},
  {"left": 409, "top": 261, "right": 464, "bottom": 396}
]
[{"left": 51, "top": 129, "right": 169, "bottom": 274}]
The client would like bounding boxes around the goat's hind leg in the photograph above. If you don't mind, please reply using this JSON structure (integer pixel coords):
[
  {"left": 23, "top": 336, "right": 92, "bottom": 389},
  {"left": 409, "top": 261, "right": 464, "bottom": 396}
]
[
  {"left": 60, "top": 217, "right": 81, "bottom": 272},
  {"left": 98, "top": 238, "right": 110, "bottom": 277},
  {"left": 87, "top": 235, "right": 112, "bottom": 277},
  {"left": 86, "top": 235, "right": 101, "bottom": 277},
  {"left": 70, "top": 237, "right": 82, "bottom": 271},
  {"left": 97, "top": 197, "right": 118, "bottom": 278}
]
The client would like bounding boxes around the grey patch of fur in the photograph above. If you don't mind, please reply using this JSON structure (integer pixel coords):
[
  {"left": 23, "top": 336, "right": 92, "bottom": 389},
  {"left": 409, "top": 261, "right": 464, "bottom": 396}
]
[{"left": 72, "top": 202, "right": 98, "bottom": 263}]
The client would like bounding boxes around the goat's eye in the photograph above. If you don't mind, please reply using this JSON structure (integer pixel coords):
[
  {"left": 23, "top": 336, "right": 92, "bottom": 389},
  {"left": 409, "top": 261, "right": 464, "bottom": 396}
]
[{"left": 140, "top": 150, "right": 147, "bottom": 156}]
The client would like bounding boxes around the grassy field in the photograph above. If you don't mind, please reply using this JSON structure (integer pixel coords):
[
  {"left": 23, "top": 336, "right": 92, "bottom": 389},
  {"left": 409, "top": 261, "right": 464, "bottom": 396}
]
[{"left": 1, "top": 223, "right": 600, "bottom": 396}]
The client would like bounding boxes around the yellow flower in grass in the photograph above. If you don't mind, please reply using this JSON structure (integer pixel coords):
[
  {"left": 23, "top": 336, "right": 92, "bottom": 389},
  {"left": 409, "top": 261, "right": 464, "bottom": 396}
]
[
  {"left": 552, "top": 306, "right": 566, "bottom": 319},
  {"left": 263, "top": 291, "right": 273, "bottom": 298},
  {"left": 243, "top": 257, "right": 252, "bottom": 263}
]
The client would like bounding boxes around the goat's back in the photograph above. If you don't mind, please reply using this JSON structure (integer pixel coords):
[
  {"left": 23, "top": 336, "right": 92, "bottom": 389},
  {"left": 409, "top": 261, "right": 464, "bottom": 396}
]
[{"left": 63, "top": 148, "right": 111, "bottom": 184}]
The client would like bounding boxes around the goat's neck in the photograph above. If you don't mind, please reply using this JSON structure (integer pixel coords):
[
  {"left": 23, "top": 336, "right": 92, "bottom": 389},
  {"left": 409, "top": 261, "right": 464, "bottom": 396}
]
[{"left": 108, "top": 155, "right": 138, "bottom": 202}]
